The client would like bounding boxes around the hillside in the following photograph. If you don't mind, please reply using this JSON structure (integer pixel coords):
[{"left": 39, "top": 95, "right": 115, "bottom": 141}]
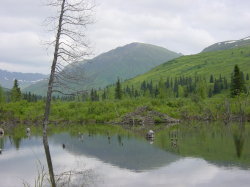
[
  {"left": 202, "top": 36, "right": 250, "bottom": 53},
  {"left": 0, "top": 86, "right": 9, "bottom": 93},
  {"left": 24, "top": 42, "right": 181, "bottom": 95},
  {"left": 124, "top": 45, "right": 250, "bottom": 86},
  {"left": 3, "top": 87, "right": 10, "bottom": 92},
  {"left": 0, "top": 69, "right": 47, "bottom": 89}
]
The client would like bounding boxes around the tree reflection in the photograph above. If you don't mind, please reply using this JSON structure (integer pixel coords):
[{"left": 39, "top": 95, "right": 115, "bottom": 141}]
[
  {"left": 117, "top": 135, "right": 124, "bottom": 146},
  {"left": 0, "top": 136, "right": 3, "bottom": 154},
  {"left": 233, "top": 123, "right": 245, "bottom": 158},
  {"left": 13, "top": 137, "right": 21, "bottom": 149}
]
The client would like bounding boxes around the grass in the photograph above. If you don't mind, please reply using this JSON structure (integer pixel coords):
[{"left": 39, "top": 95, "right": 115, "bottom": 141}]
[
  {"left": 0, "top": 93, "right": 249, "bottom": 125},
  {"left": 124, "top": 46, "right": 250, "bottom": 87}
]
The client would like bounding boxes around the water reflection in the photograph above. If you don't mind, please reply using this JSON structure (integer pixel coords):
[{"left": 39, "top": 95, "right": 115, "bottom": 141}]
[
  {"left": 53, "top": 133, "right": 180, "bottom": 171},
  {"left": 0, "top": 123, "right": 250, "bottom": 187},
  {"left": 170, "top": 130, "right": 179, "bottom": 149},
  {"left": 0, "top": 136, "right": 3, "bottom": 154},
  {"left": 117, "top": 134, "right": 123, "bottom": 146},
  {"left": 155, "top": 123, "right": 250, "bottom": 168},
  {"left": 233, "top": 123, "right": 245, "bottom": 158}
]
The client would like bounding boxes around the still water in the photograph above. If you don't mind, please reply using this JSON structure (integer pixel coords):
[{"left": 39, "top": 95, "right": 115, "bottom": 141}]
[{"left": 0, "top": 123, "right": 250, "bottom": 187}]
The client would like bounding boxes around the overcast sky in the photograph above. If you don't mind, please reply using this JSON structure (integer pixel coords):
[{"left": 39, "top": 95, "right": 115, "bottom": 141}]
[{"left": 0, "top": 0, "right": 250, "bottom": 74}]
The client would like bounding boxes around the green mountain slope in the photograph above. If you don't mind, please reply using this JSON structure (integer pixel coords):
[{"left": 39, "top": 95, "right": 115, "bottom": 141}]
[
  {"left": 125, "top": 46, "right": 250, "bottom": 86},
  {"left": 202, "top": 36, "right": 250, "bottom": 53},
  {"left": 24, "top": 42, "right": 181, "bottom": 95}
]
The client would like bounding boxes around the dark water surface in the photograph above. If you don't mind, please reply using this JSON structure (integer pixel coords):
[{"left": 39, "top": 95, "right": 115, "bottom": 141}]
[{"left": 0, "top": 123, "right": 249, "bottom": 187}]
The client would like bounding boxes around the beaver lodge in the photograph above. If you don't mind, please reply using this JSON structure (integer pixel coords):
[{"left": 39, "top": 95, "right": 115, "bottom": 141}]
[{"left": 120, "top": 106, "right": 180, "bottom": 126}]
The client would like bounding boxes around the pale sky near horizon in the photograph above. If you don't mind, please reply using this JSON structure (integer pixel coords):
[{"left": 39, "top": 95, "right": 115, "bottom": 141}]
[{"left": 0, "top": 0, "right": 250, "bottom": 74}]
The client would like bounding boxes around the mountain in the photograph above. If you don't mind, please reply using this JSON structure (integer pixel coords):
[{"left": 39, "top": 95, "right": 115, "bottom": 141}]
[
  {"left": 124, "top": 45, "right": 250, "bottom": 86},
  {"left": 51, "top": 133, "right": 180, "bottom": 171},
  {"left": 3, "top": 87, "right": 10, "bottom": 92},
  {"left": 0, "top": 86, "right": 9, "bottom": 93},
  {"left": 0, "top": 69, "right": 47, "bottom": 89},
  {"left": 24, "top": 42, "right": 182, "bottom": 95},
  {"left": 202, "top": 36, "right": 250, "bottom": 53}
]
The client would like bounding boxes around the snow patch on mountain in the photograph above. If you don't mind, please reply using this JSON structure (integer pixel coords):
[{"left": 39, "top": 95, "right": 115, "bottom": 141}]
[
  {"left": 243, "top": 36, "right": 250, "bottom": 40},
  {"left": 225, "top": 40, "right": 236, "bottom": 44}
]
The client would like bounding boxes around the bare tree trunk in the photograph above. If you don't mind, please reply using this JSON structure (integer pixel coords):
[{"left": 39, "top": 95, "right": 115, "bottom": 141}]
[
  {"left": 42, "top": 0, "right": 93, "bottom": 184},
  {"left": 42, "top": 0, "right": 66, "bottom": 186}
]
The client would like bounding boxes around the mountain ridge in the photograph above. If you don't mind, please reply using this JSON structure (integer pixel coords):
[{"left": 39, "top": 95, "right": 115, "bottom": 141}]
[
  {"left": 24, "top": 42, "right": 182, "bottom": 95},
  {"left": 202, "top": 36, "right": 250, "bottom": 53},
  {"left": 0, "top": 69, "right": 47, "bottom": 89}
]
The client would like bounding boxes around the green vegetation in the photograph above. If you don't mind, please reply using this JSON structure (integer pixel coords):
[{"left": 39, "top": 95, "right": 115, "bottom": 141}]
[
  {"left": 124, "top": 46, "right": 250, "bottom": 86},
  {"left": 115, "top": 78, "right": 122, "bottom": 100},
  {"left": 1, "top": 45, "right": 250, "bottom": 124},
  {"left": 0, "top": 95, "right": 250, "bottom": 124},
  {"left": 154, "top": 122, "right": 250, "bottom": 166},
  {"left": 10, "top": 79, "right": 22, "bottom": 102},
  {"left": 231, "top": 65, "right": 247, "bottom": 97},
  {"left": 0, "top": 85, "right": 5, "bottom": 103},
  {"left": 90, "top": 89, "right": 99, "bottom": 101}
]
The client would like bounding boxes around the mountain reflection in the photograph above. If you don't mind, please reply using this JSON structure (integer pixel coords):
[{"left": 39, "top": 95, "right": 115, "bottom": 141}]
[{"left": 50, "top": 133, "right": 180, "bottom": 172}]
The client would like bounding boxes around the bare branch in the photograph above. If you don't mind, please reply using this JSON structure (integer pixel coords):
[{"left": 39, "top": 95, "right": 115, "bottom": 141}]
[
  {"left": 41, "top": 1, "right": 94, "bottom": 186},
  {"left": 42, "top": 0, "right": 94, "bottom": 96}
]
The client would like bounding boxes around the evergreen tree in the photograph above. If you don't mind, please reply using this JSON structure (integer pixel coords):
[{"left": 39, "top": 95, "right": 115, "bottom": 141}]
[
  {"left": 219, "top": 74, "right": 223, "bottom": 82},
  {"left": 165, "top": 78, "right": 170, "bottom": 88},
  {"left": 131, "top": 85, "right": 135, "bottom": 98},
  {"left": 141, "top": 81, "right": 146, "bottom": 92},
  {"left": 115, "top": 78, "right": 122, "bottom": 99},
  {"left": 0, "top": 85, "right": 5, "bottom": 103},
  {"left": 170, "top": 78, "right": 173, "bottom": 88},
  {"left": 154, "top": 86, "right": 159, "bottom": 97},
  {"left": 102, "top": 89, "right": 107, "bottom": 100},
  {"left": 95, "top": 90, "right": 99, "bottom": 101},
  {"left": 230, "top": 65, "right": 246, "bottom": 97},
  {"left": 209, "top": 75, "right": 214, "bottom": 83},
  {"left": 213, "top": 79, "right": 221, "bottom": 94},
  {"left": 224, "top": 77, "right": 228, "bottom": 89},
  {"left": 134, "top": 90, "right": 140, "bottom": 97},
  {"left": 208, "top": 88, "right": 213, "bottom": 98},
  {"left": 10, "top": 79, "right": 21, "bottom": 102},
  {"left": 90, "top": 89, "right": 99, "bottom": 101},
  {"left": 246, "top": 73, "right": 249, "bottom": 81},
  {"left": 173, "top": 78, "right": 178, "bottom": 95},
  {"left": 240, "top": 72, "right": 245, "bottom": 82},
  {"left": 33, "top": 94, "right": 38, "bottom": 102},
  {"left": 90, "top": 89, "right": 94, "bottom": 101}
]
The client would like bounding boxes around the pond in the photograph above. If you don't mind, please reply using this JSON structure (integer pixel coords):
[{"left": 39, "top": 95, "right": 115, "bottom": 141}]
[{"left": 0, "top": 122, "right": 250, "bottom": 186}]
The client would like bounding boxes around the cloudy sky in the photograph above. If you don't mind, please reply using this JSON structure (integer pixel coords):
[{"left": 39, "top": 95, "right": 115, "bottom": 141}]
[{"left": 0, "top": 0, "right": 250, "bottom": 74}]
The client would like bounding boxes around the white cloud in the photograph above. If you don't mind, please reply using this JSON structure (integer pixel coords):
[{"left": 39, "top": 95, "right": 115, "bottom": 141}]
[
  {"left": 0, "top": 32, "right": 51, "bottom": 66},
  {"left": 0, "top": 61, "right": 50, "bottom": 74},
  {"left": 0, "top": 0, "right": 250, "bottom": 73}
]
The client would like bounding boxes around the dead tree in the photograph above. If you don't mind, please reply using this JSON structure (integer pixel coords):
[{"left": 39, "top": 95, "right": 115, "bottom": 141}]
[{"left": 42, "top": 0, "right": 94, "bottom": 186}]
